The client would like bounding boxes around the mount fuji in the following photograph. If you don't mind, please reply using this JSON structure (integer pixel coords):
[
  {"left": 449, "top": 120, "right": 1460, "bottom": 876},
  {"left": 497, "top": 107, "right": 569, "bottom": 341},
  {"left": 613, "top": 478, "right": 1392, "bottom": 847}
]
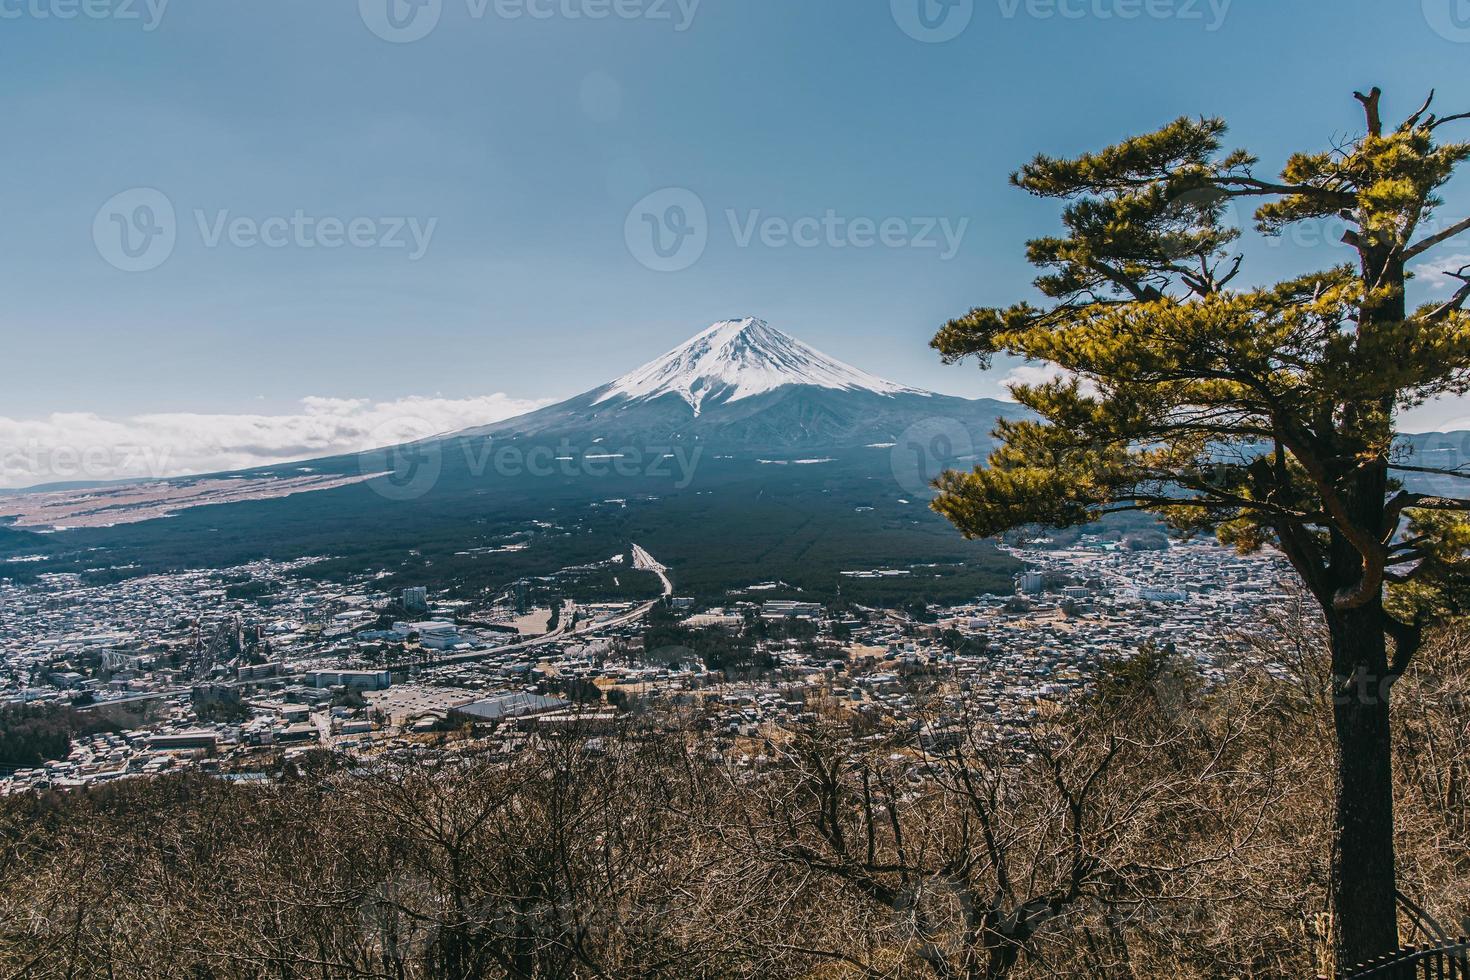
[
  {"left": 458, "top": 317, "right": 1019, "bottom": 452},
  {"left": 596, "top": 317, "right": 926, "bottom": 415},
  {"left": 0, "top": 319, "right": 1030, "bottom": 602}
]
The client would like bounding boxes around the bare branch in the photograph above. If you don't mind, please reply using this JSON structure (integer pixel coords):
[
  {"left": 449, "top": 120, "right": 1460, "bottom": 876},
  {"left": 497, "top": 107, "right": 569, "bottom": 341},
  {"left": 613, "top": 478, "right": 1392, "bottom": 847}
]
[
  {"left": 1399, "top": 494, "right": 1470, "bottom": 512},
  {"left": 1401, "top": 90, "right": 1436, "bottom": 132},
  {"left": 1429, "top": 110, "right": 1470, "bottom": 131},
  {"left": 1386, "top": 461, "right": 1470, "bottom": 479},
  {"left": 1406, "top": 216, "right": 1470, "bottom": 260},
  {"left": 1423, "top": 267, "right": 1470, "bottom": 324},
  {"left": 1355, "top": 87, "right": 1384, "bottom": 137}
]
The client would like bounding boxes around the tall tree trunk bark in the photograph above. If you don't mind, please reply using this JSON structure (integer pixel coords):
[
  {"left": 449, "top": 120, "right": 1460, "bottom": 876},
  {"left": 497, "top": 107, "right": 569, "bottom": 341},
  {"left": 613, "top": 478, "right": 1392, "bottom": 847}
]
[{"left": 1327, "top": 603, "right": 1399, "bottom": 968}]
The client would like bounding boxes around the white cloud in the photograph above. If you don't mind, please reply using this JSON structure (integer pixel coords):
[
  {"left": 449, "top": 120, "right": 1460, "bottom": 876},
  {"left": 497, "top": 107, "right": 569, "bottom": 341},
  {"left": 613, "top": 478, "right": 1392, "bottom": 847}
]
[
  {"left": 1413, "top": 253, "right": 1470, "bottom": 291},
  {"left": 1399, "top": 396, "right": 1470, "bottom": 434},
  {"left": 1001, "top": 362, "right": 1099, "bottom": 398},
  {"left": 0, "top": 393, "right": 549, "bottom": 490}
]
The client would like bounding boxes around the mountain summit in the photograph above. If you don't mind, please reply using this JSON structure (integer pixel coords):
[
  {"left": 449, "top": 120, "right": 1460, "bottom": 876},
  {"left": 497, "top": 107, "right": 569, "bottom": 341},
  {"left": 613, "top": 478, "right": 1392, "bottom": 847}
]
[
  {"left": 460, "top": 317, "right": 1018, "bottom": 452},
  {"left": 594, "top": 318, "right": 927, "bottom": 416}
]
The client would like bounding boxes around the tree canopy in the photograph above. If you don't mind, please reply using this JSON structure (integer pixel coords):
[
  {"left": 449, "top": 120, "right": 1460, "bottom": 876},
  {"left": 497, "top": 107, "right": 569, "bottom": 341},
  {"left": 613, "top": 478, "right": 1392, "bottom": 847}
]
[
  {"left": 928, "top": 88, "right": 1470, "bottom": 965},
  {"left": 933, "top": 90, "right": 1470, "bottom": 651}
]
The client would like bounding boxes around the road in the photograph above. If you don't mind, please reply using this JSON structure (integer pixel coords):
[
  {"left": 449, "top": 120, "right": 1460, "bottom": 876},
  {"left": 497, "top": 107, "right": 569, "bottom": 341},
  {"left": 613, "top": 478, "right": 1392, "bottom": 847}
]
[
  {"left": 631, "top": 543, "right": 673, "bottom": 595},
  {"left": 80, "top": 545, "right": 673, "bottom": 710}
]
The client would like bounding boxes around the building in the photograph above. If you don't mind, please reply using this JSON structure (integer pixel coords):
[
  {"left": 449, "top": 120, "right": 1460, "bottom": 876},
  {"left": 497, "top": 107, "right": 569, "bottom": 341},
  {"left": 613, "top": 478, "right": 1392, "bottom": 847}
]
[
  {"left": 148, "top": 730, "right": 219, "bottom": 751},
  {"left": 277, "top": 724, "right": 320, "bottom": 744},
  {"left": 394, "top": 621, "right": 460, "bottom": 650},
  {"left": 402, "top": 587, "right": 429, "bottom": 614},
  {"left": 100, "top": 649, "right": 149, "bottom": 671},
  {"left": 686, "top": 612, "right": 744, "bottom": 631},
  {"left": 535, "top": 711, "right": 619, "bottom": 735},
  {"left": 307, "top": 669, "right": 391, "bottom": 690},
  {"left": 1016, "top": 571, "right": 1045, "bottom": 595},
  {"left": 761, "top": 601, "right": 823, "bottom": 620},
  {"left": 452, "top": 692, "right": 569, "bottom": 723}
]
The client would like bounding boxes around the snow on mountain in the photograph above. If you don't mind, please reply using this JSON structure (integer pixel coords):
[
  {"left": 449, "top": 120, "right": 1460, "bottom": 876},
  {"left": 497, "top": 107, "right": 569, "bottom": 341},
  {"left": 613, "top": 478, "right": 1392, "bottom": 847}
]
[{"left": 594, "top": 318, "right": 929, "bottom": 416}]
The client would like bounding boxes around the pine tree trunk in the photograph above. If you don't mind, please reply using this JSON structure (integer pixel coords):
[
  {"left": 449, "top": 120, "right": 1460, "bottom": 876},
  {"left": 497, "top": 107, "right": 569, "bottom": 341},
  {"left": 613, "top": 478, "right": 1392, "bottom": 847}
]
[{"left": 1327, "top": 604, "right": 1399, "bottom": 968}]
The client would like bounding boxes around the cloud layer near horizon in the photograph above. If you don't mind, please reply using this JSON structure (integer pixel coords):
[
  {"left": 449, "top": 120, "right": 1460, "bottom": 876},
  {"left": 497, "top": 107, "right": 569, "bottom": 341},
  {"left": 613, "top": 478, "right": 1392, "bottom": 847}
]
[{"left": 0, "top": 394, "right": 550, "bottom": 490}]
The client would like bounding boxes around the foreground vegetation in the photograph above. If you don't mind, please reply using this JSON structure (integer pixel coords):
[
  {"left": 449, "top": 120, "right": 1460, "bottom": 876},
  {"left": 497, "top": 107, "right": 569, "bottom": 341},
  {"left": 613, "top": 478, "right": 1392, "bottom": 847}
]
[{"left": 1, "top": 615, "right": 1466, "bottom": 978}]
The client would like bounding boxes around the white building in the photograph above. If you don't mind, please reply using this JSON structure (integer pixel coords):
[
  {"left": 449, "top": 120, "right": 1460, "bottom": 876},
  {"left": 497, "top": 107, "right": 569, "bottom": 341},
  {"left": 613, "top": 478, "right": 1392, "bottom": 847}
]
[{"left": 393, "top": 621, "right": 460, "bottom": 649}]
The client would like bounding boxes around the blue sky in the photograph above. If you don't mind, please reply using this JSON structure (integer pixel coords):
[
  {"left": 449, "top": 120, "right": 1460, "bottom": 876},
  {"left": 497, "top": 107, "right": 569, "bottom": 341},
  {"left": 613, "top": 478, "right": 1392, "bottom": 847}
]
[{"left": 4, "top": 0, "right": 1470, "bottom": 484}]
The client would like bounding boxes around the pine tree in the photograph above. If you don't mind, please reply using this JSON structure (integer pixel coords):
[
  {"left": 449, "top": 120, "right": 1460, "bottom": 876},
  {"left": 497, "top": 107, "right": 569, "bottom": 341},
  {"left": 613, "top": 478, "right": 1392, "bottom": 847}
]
[{"left": 930, "top": 88, "right": 1470, "bottom": 966}]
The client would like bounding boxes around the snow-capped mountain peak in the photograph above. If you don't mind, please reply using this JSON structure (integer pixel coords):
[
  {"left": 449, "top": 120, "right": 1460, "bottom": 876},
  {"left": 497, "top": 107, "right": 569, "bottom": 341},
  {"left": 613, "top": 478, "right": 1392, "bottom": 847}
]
[{"left": 595, "top": 318, "right": 928, "bottom": 415}]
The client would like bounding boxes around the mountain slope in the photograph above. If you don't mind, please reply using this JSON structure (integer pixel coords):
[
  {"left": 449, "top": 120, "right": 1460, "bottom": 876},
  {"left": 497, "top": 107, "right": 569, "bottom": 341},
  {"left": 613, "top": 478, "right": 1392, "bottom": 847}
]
[
  {"left": 0, "top": 318, "right": 1030, "bottom": 602},
  {"left": 462, "top": 317, "right": 1019, "bottom": 452}
]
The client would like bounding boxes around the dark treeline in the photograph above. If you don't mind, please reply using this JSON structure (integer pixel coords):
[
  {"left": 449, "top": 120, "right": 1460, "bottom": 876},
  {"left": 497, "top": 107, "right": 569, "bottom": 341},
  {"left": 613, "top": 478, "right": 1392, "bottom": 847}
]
[{"left": 0, "top": 703, "right": 126, "bottom": 770}]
